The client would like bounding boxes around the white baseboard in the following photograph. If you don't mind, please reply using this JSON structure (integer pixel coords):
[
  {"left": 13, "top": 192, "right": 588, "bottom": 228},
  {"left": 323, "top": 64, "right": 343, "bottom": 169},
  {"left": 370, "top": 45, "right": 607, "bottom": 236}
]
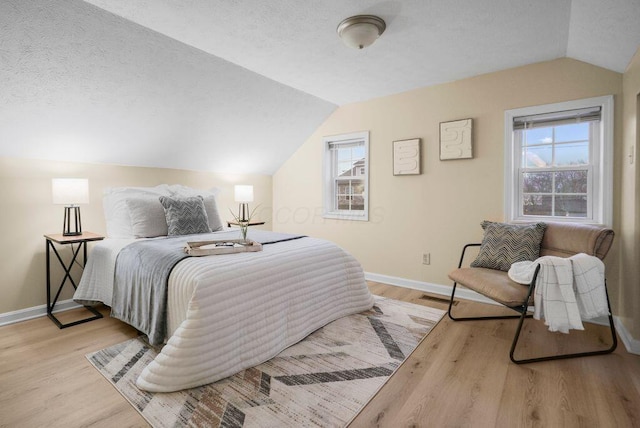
[
  {"left": 615, "top": 317, "right": 640, "bottom": 355},
  {"left": 365, "top": 271, "right": 639, "bottom": 356},
  {"left": 365, "top": 271, "right": 500, "bottom": 306},
  {"left": 0, "top": 299, "right": 82, "bottom": 327}
]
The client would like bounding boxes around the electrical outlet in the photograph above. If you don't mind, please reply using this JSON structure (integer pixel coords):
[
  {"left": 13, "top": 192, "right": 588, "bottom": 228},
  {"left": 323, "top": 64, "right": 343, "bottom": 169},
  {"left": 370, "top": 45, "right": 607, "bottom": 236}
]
[{"left": 422, "top": 253, "right": 430, "bottom": 265}]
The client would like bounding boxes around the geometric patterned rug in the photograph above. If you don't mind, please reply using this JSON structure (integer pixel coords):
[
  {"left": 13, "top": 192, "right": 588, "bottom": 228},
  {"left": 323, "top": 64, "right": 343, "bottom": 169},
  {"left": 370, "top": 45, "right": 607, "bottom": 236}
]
[{"left": 87, "top": 296, "right": 445, "bottom": 427}]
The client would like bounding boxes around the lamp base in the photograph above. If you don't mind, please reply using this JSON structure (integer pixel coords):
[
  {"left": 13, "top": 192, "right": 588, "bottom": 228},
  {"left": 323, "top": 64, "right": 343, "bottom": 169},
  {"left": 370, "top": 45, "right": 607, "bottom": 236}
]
[
  {"left": 62, "top": 206, "right": 83, "bottom": 236},
  {"left": 238, "top": 203, "right": 250, "bottom": 223}
]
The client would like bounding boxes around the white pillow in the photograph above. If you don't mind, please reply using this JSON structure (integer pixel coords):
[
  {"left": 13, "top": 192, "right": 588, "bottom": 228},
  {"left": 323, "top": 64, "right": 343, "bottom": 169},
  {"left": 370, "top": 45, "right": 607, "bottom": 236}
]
[
  {"left": 167, "top": 184, "right": 219, "bottom": 197},
  {"left": 126, "top": 196, "right": 169, "bottom": 238},
  {"left": 201, "top": 195, "right": 224, "bottom": 232},
  {"left": 168, "top": 185, "right": 224, "bottom": 232},
  {"left": 103, "top": 185, "right": 171, "bottom": 238}
]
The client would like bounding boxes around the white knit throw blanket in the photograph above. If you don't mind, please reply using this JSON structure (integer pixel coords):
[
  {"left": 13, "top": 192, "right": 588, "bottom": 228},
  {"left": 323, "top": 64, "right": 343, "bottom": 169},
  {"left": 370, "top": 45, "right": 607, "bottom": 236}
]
[{"left": 508, "top": 254, "right": 608, "bottom": 334}]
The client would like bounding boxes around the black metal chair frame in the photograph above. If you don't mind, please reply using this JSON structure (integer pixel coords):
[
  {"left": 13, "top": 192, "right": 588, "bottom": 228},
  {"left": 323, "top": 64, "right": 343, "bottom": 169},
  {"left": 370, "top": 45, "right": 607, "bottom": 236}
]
[{"left": 447, "top": 243, "right": 617, "bottom": 364}]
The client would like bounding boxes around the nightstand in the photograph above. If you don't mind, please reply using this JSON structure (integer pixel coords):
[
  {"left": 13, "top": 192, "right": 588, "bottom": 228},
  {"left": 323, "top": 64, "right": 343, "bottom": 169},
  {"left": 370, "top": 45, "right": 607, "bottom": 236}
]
[
  {"left": 44, "top": 232, "right": 105, "bottom": 328},
  {"left": 226, "top": 221, "right": 266, "bottom": 227}
]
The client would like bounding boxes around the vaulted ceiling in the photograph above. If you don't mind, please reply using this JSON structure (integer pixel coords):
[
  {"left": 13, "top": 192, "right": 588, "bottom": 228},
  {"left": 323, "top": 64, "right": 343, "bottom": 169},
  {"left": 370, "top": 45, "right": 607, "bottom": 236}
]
[
  {"left": 1, "top": 0, "right": 639, "bottom": 174},
  {"left": 82, "top": 0, "right": 640, "bottom": 105}
]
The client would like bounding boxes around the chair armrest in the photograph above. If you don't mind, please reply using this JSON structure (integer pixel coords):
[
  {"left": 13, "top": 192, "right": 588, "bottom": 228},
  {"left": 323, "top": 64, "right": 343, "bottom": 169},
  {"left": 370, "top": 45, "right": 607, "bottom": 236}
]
[{"left": 457, "top": 243, "right": 481, "bottom": 268}]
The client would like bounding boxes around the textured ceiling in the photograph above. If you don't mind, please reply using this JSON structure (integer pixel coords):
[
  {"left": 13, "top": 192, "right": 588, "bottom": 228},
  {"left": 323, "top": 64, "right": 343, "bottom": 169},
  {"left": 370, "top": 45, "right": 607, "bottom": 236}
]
[
  {"left": 1, "top": 0, "right": 639, "bottom": 175},
  {"left": 82, "top": 0, "right": 640, "bottom": 105},
  {"left": 0, "top": 0, "right": 335, "bottom": 174}
]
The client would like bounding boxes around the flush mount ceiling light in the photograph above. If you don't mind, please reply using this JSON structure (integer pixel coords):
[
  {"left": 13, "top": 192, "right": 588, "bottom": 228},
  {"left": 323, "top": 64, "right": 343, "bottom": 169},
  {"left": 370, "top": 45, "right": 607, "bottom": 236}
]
[{"left": 337, "top": 15, "right": 386, "bottom": 50}]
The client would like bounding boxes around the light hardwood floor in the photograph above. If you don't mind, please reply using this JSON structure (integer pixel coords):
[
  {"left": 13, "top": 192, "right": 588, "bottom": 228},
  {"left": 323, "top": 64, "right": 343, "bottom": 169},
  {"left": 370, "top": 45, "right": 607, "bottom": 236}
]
[{"left": 1, "top": 282, "right": 638, "bottom": 427}]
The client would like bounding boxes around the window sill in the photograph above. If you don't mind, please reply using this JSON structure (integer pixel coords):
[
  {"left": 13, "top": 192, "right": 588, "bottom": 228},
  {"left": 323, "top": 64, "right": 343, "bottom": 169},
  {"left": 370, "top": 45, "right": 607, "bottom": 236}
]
[
  {"left": 323, "top": 212, "right": 368, "bottom": 222},
  {"left": 510, "top": 216, "right": 606, "bottom": 227}
]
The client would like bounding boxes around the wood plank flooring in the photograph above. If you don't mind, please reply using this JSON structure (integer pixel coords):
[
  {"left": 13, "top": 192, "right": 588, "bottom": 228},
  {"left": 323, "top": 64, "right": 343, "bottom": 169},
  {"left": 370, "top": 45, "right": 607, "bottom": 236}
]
[{"left": 0, "top": 282, "right": 638, "bottom": 427}]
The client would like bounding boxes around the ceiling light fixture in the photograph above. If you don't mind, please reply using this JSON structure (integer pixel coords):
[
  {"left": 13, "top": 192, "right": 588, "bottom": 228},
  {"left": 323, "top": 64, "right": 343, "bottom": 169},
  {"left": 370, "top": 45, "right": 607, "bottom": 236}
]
[{"left": 337, "top": 15, "right": 386, "bottom": 50}]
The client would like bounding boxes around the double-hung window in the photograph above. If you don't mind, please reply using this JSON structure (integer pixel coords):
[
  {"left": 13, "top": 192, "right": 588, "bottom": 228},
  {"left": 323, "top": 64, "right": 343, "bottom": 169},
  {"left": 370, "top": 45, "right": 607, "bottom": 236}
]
[
  {"left": 504, "top": 96, "right": 613, "bottom": 225},
  {"left": 323, "top": 131, "right": 369, "bottom": 221}
]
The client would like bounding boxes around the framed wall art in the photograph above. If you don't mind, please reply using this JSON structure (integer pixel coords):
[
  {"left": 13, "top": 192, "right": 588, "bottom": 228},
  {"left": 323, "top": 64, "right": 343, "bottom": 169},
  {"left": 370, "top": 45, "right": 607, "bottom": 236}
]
[
  {"left": 440, "top": 118, "right": 473, "bottom": 160},
  {"left": 393, "top": 138, "right": 421, "bottom": 175}
]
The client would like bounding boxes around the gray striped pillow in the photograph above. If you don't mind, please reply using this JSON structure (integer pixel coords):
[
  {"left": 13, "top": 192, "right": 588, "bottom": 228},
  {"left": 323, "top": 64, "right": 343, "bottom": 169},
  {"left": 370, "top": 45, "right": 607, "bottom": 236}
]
[
  {"left": 470, "top": 221, "right": 547, "bottom": 271},
  {"left": 159, "top": 196, "right": 212, "bottom": 236}
]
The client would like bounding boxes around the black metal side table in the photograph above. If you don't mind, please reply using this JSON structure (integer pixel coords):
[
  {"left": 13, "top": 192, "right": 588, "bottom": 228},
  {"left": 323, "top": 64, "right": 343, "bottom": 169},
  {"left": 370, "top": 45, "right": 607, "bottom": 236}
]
[
  {"left": 44, "top": 232, "right": 105, "bottom": 328},
  {"left": 226, "top": 221, "right": 266, "bottom": 227}
]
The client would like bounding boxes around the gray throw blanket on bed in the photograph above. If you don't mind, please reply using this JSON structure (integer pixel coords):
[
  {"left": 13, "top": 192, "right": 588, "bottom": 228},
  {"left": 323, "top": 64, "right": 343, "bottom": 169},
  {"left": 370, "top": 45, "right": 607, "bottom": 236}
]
[{"left": 111, "top": 230, "right": 305, "bottom": 345}]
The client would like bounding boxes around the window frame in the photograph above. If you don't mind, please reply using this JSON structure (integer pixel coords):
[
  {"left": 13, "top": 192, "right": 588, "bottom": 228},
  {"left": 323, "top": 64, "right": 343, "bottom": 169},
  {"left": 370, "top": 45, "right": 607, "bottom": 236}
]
[
  {"left": 504, "top": 95, "right": 613, "bottom": 226},
  {"left": 323, "top": 131, "right": 369, "bottom": 221}
]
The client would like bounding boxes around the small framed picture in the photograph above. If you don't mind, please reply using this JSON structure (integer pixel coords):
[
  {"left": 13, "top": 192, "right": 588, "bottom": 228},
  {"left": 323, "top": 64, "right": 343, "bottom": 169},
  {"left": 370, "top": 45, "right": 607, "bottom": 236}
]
[
  {"left": 440, "top": 118, "right": 473, "bottom": 160},
  {"left": 393, "top": 138, "right": 421, "bottom": 175}
]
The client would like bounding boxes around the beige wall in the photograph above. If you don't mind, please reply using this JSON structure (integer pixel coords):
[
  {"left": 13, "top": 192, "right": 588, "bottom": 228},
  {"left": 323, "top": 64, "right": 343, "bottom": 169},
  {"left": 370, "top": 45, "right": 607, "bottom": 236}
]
[
  {"left": 0, "top": 156, "right": 272, "bottom": 314},
  {"left": 621, "top": 47, "right": 640, "bottom": 338},
  {"left": 274, "top": 58, "right": 630, "bottom": 326},
  {"left": 3, "top": 56, "right": 637, "bottom": 343}
]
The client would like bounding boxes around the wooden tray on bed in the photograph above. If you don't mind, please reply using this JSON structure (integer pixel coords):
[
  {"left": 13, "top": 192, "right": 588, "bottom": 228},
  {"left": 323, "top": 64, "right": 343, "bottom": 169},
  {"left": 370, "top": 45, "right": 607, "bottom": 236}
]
[{"left": 184, "top": 239, "right": 263, "bottom": 256}]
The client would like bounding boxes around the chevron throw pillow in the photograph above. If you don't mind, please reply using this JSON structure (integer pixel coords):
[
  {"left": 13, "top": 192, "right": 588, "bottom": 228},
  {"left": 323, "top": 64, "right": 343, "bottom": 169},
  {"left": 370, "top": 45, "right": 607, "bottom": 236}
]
[
  {"left": 159, "top": 195, "right": 212, "bottom": 236},
  {"left": 470, "top": 221, "right": 547, "bottom": 271}
]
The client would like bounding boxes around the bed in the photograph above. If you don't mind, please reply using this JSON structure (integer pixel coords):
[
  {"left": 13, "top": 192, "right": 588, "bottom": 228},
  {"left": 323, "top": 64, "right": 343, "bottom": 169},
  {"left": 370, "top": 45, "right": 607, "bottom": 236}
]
[{"left": 74, "top": 185, "right": 374, "bottom": 392}]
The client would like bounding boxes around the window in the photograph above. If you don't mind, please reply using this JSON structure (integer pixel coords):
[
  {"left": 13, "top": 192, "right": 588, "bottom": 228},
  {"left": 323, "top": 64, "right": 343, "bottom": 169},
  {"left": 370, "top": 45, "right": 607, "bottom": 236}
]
[
  {"left": 504, "top": 96, "right": 613, "bottom": 225},
  {"left": 323, "top": 131, "right": 369, "bottom": 221}
]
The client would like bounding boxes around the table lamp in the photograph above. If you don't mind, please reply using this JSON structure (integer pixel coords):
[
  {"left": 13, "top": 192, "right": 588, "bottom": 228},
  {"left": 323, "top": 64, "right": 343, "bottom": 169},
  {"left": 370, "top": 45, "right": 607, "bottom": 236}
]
[
  {"left": 234, "top": 185, "right": 254, "bottom": 222},
  {"left": 52, "top": 178, "right": 89, "bottom": 236}
]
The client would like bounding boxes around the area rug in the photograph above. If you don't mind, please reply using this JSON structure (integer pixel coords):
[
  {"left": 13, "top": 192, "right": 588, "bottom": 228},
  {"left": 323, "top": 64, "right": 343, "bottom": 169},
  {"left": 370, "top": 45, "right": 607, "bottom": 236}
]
[{"left": 87, "top": 296, "right": 444, "bottom": 427}]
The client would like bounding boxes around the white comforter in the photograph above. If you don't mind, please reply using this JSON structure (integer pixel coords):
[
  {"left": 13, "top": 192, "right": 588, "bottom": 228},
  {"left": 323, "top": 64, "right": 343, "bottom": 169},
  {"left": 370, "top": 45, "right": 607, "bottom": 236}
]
[{"left": 75, "top": 232, "right": 374, "bottom": 392}]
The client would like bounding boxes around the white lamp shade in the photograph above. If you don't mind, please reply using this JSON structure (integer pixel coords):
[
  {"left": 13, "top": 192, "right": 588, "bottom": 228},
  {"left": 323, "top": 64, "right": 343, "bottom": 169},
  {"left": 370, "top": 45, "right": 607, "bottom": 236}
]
[
  {"left": 52, "top": 178, "right": 89, "bottom": 205},
  {"left": 234, "top": 185, "right": 254, "bottom": 202}
]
